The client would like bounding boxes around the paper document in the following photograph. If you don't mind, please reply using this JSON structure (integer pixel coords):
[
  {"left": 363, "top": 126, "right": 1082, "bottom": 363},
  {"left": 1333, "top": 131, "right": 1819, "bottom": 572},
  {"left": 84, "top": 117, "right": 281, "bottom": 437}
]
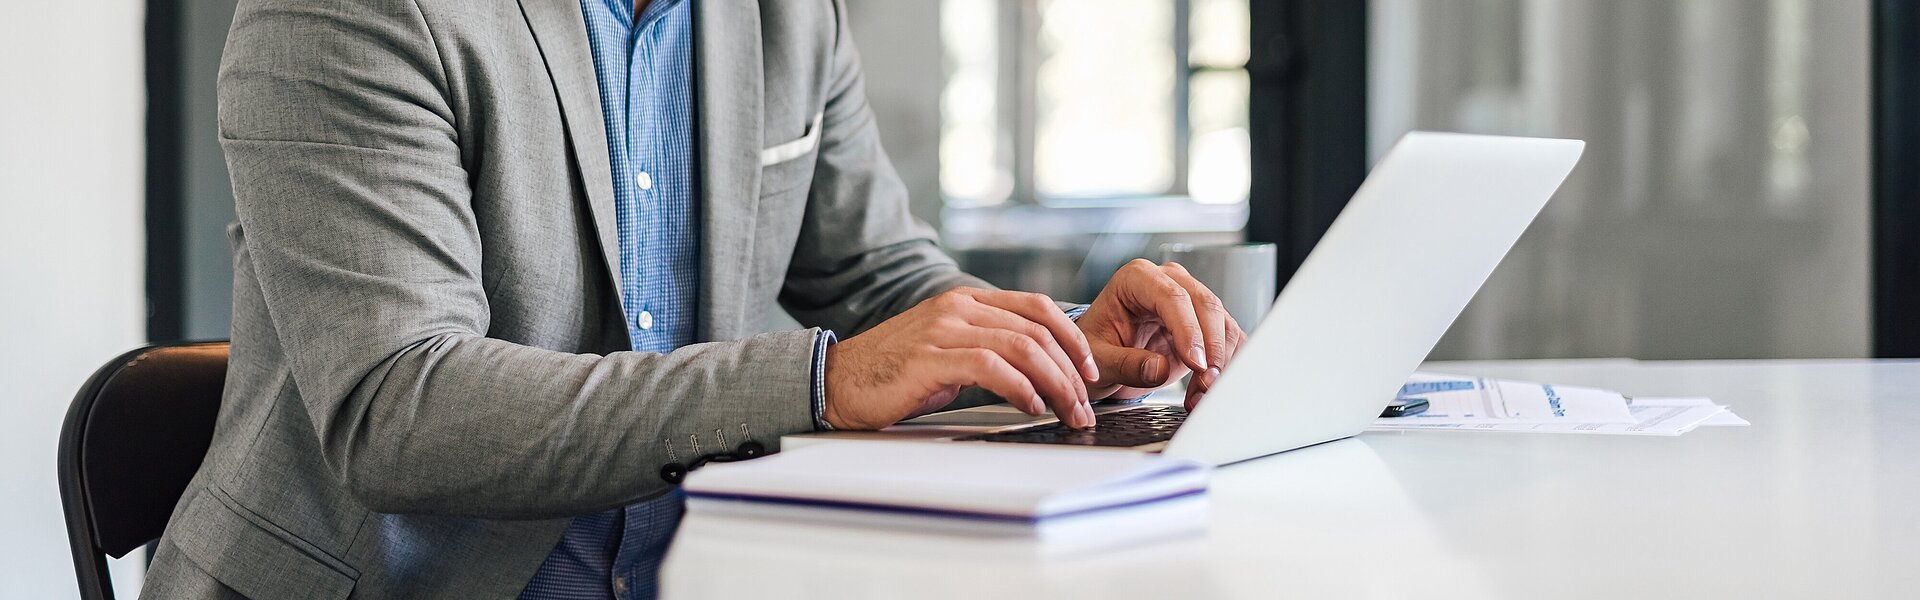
[
  {"left": 1375, "top": 397, "right": 1729, "bottom": 436},
  {"left": 1697, "top": 409, "right": 1751, "bottom": 427},
  {"left": 1371, "top": 373, "right": 1748, "bottom": 436},
  {"left": 1386, "top": 372, "right": 1636, "bottom": 424}
]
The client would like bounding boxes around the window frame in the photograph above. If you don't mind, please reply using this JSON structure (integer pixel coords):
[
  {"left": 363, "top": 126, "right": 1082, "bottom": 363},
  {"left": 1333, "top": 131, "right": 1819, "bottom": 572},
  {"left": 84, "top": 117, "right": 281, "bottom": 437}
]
[
  {"left": 1873, "top": 0, "right": 1920, "bottom": 357},
  {"left": 959, "top": 0, "right": 1250, "bottom": 207},
  {"left": 1244, "top": 0, "right": 1369, "bottom": 285}
]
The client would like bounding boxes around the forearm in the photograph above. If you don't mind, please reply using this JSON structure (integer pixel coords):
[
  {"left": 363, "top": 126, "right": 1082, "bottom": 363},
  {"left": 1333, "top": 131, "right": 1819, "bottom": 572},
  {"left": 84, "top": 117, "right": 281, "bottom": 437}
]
[{"left": 317, "top": 329, "right": 821, "bottom": 519}]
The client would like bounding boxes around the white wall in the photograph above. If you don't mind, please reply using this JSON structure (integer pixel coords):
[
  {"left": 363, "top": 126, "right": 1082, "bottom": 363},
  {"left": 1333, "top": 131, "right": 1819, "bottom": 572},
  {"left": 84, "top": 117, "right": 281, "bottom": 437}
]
[{"left": 0, "top": 1, "right": 151, "bottom": 597}]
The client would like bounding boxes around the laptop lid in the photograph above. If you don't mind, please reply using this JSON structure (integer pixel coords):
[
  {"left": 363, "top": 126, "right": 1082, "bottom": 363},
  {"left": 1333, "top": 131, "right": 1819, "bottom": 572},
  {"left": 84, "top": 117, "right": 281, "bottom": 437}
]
[{"left": 1163, "top": 132, "right": 1584, "bottom": 465}]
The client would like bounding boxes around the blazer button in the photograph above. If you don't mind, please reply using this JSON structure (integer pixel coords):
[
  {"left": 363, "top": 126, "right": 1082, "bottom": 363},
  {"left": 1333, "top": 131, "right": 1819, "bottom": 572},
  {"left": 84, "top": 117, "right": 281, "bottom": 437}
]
[
  {"left": 660, "top": 463, "right": 687, "bottom": 484},
  {"left": 735, "top": 440, "right": 766, "bottom": 459}
]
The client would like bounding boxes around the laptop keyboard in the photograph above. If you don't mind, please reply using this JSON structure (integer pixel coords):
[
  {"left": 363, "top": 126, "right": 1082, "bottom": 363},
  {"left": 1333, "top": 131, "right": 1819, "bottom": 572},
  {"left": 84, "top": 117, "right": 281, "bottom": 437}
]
[{"left": 955, "top": 405, "right": 1187, "bottom": 447}]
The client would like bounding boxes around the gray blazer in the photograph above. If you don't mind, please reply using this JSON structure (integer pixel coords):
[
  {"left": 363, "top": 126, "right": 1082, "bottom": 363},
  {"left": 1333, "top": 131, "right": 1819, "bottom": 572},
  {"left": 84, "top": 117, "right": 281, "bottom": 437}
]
[{"left": 143, "top": 0, "right": 991, "bottom": 597}]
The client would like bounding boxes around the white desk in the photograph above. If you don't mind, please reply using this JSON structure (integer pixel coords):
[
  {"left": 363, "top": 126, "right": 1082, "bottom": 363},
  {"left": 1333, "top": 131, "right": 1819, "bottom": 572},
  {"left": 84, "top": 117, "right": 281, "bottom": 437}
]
[{"left": 661, "top": 359, "right": 1920, "bottom": 599}]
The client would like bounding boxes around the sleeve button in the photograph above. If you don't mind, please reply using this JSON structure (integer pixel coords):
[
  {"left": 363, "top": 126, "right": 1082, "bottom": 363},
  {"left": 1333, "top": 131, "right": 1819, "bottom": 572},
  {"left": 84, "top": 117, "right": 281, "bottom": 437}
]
[
  {"left": 736, "top": 441, "right": 766, "bottom": 458},
  {"left": 660, "top": 463, "right": 687, "bottom": 484}
]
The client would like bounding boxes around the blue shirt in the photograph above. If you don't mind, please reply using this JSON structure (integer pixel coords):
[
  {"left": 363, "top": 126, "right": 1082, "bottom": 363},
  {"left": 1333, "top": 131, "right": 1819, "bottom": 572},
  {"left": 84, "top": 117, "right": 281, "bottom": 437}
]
[{"left": 521, "top": 0, "right": 699, "bottom": 598}]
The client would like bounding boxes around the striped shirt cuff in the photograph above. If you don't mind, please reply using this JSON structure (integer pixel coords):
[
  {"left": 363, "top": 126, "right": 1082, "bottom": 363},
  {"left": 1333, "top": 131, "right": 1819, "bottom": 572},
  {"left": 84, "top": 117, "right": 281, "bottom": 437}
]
[
  {"left": 1063, "top": 304, "right": 1089, "bottom": 321},
  {"left": 809, "top": 329, "right": 838, "bottom": 431}
]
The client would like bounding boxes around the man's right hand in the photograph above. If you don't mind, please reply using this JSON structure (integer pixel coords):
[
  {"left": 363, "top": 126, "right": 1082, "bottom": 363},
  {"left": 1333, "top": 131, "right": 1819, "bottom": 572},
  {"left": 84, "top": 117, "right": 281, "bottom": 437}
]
[{"left": 822, "top": 288, "right": 1100, "bottom": 431}]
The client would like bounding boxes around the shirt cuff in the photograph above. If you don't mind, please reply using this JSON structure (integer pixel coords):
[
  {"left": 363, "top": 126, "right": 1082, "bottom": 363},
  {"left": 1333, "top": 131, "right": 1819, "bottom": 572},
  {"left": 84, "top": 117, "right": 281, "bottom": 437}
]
[
  {"left": 809, "top": 329, "right": 838, "bottom": 431},
  {"left": 1063, "top": 304, "right": 1088, "bottom": 321}
]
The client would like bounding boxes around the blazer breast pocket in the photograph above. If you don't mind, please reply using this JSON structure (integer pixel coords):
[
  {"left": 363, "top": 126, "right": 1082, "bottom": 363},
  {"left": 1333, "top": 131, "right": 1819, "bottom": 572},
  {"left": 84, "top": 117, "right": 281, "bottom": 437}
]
[
  {"left": 760, "top": 112, "right": 823, "bottom": 168},
  {"left": 759, "top": 112, "right": 823, "bottom": 197}
]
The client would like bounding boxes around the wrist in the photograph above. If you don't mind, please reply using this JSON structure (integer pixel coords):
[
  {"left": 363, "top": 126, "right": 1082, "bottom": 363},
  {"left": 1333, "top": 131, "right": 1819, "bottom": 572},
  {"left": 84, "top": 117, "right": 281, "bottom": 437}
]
[{"left": 821, "top": 342, "right": 854, "bottom": 430}]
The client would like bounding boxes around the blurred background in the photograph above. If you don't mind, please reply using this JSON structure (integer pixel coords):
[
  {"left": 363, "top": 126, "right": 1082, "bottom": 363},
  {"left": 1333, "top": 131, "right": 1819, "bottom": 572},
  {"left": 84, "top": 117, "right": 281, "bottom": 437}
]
[{"left": 4, "top": 0, "right": 1917, "bottom": 597}]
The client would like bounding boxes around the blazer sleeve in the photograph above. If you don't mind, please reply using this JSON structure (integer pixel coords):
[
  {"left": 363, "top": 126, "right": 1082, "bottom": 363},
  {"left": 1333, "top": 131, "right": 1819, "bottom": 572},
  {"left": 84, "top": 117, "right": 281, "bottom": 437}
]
[
  {"left": 217, "top": 0, "right": 819, "bottom": 519},
  {"left": 776, "top": 0, "right": 994, "bottom": 336}
]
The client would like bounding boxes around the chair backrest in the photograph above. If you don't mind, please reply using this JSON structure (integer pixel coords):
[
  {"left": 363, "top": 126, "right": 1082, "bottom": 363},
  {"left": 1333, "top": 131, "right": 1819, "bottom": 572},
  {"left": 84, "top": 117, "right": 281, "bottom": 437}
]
[{"left": 58, "top": 341, "right": 229, "bottom": 600}]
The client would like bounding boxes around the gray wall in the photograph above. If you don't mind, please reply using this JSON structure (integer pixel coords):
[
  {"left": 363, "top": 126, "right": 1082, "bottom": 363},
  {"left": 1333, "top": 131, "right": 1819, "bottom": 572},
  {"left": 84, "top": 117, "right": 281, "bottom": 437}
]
[{"left": 1372, "top": 0, "right": 1870, "bottom": 360}]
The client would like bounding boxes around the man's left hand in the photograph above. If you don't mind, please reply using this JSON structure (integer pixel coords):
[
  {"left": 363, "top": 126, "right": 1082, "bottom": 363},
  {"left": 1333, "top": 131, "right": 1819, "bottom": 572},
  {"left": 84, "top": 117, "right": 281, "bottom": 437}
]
[{"left": 1076, "top": 259, "right": 1247, "bottom": 410}]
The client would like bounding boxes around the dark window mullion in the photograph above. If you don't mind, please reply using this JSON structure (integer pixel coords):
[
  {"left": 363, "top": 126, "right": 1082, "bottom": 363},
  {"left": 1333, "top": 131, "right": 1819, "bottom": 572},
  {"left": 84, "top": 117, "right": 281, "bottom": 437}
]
[
  {"left": 145, "top": 0, "right": 186, "bottom": 343},
  {"left": 1874, "top": 0, "right": 1920, "bottom": 357},
  {"left": 1246, "top": 0, "right": 1369, "bottom": 284}
]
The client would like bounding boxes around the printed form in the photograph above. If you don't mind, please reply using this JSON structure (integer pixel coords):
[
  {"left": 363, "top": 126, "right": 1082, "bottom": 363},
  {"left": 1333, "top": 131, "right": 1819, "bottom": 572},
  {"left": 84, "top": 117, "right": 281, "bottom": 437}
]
[
  {"left": 1386, "top": 372, "right": 1636, "bottom": 424},
  {"left": 1371, "top": 373, "right": 1747, "bottom": 436}
]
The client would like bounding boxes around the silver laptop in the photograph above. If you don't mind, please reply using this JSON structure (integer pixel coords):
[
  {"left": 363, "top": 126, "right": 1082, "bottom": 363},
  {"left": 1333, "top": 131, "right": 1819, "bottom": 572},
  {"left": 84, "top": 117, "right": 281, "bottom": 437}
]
[{"left": 790, "top": 132, "right": 1585, "bottom": 466}]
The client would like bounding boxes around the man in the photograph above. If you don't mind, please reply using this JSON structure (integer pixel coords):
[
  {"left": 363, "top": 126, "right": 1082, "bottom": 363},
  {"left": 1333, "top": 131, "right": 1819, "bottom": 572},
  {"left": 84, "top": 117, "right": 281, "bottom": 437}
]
[{"left": 142, "top": 0, "right": 1244, "bottom": 598}]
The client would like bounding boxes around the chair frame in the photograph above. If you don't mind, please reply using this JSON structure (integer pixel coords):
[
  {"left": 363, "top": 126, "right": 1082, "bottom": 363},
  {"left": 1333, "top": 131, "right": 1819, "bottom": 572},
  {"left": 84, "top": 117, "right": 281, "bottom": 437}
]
[{"left": 58, "top": 341, "right": 227, "bottom": 600}]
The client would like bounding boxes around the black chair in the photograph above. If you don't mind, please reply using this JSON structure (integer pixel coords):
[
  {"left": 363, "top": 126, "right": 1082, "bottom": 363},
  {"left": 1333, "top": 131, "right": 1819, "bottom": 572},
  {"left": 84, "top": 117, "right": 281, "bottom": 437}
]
[{"left": 58, "top": 341, "right": 229, "bottom": 600}]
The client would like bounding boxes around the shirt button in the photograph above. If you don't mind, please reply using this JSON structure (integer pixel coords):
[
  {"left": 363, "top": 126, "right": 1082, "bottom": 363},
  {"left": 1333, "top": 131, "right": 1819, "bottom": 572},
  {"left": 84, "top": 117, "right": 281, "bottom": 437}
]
[
  {"left": 637, "top": 171, "right": 653, "bottom": 191},
  {"left": 637, "top": 310, "right": 654, "bottom": 330},
  {"left": 613, "top": 576, "right": 628, "bottom": 595}
]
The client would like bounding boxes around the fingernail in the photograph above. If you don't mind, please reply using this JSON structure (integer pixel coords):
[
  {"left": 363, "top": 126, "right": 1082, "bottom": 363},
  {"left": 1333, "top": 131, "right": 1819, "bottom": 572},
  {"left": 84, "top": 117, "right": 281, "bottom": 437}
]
[
  {"left": 1145, "top": 355, "right": 1168, "bottom": 384},
  {"left": 1081, "top": 355, "right": 1100, "bottom": 381},
  {"left": 1075, "top": 402, "right": 1096, "bottom": 429},
  {"left": 1029, "top": 394, "right": 1045, "bottom": 414},
  {"left": 1205, "top": 366, "right": 1222, "bottom": 389},
  {"left": 1191, "top": 346, "right": 1209, "bottom": 370}
]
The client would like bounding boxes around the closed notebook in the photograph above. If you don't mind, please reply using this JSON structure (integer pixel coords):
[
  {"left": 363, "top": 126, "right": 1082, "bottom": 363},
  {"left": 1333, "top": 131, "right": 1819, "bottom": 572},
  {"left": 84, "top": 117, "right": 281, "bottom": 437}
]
[{"left": 682, "top": 442, "right": 1208, "bottom": 537}]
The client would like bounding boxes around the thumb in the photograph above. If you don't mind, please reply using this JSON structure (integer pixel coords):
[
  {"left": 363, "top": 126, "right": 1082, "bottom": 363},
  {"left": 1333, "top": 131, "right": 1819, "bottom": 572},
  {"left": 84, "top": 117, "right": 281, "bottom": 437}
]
[{"left": 1093, "top": 344, "right": 1175, "bottom": 389}]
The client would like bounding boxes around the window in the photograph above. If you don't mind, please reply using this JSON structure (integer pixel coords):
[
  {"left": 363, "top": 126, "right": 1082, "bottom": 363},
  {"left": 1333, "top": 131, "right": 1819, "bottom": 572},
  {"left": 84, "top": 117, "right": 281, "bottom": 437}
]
[{"left": 941, "top": 0, "right": 1250, "bottom": 207}]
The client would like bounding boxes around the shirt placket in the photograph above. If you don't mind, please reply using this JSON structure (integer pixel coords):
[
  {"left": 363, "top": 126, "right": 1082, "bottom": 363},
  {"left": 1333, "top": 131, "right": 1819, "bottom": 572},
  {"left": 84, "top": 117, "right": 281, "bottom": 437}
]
[
  {"left": 616, "top": 108, "right": 649, "bottom": 345},
  {"left": 614, "top": 13, "right": 661, "bottom": 600},
  {"left": 630, "top": 16, "right": 666, "bottom": 354}
]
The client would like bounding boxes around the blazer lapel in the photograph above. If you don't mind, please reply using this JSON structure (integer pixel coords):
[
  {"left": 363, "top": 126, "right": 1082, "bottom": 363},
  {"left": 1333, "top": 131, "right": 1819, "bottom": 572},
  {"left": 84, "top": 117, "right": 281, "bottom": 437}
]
[
  {"left": 518, "top": 0, "right": 627, "bottom": 310},
  {"left": 695, "top": 0, "right": 765, "bottom": 341}
]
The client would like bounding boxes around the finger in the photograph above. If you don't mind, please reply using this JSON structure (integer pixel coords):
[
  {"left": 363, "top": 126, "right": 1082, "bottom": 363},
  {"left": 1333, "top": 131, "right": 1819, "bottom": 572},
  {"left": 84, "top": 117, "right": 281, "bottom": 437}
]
[
  {"left": 1192, "top": 366, "right": 1222, "bottom": 396},
  {"left": 956, "top": 304, "right": 1088, "bottom": 406},
  {"left": 1091, "top": 343, "right": 1179, "bottom": 390},
  {"left": 930, "top": 348, "right": 1044, "bottom": 416},
  {"left": 1187, "top": 326, "right": 1243, "bottom": 407},
  {"left": 1115, "top": 261, "right": 1208, "bottom": 373},
  {"left": 1188, "top": 318, "right": 1247, "bottom": 411},
  {"left": 1200, "top": 316, "right": 1246, "bottom": 391},
  {"left": 1162, "top": 263, "right": 1230, "bottom": 375},
  {"left": 962, "top": 289, "right": 1099, "bottom": 382},
  {"left": 1226, "top": 317, "right": 1246, "bottom": 357},
  {"left": 937, "top": 325, "right": 1091, "bottom": 427},
  {"left": 1223, "top": 318, "right": 1246, "bottom": 368}
]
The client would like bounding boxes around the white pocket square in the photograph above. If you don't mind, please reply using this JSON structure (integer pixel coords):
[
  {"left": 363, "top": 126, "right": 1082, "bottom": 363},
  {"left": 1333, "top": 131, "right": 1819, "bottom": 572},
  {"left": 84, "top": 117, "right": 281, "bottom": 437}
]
[{"left": 759, "top": 112, "right": 823, "bottom": 167}]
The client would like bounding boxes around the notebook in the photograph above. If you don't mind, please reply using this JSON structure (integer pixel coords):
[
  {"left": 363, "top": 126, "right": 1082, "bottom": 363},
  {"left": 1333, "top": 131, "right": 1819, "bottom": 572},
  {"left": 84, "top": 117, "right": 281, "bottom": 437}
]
[{"left": 682, "top": 442, "right": 1209, "bottom": 539}]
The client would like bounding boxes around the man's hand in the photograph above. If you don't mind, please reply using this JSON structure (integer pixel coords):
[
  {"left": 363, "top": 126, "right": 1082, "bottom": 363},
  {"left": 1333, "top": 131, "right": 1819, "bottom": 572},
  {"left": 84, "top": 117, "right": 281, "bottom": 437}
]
[
  {"left": 1077, "top": 259, "right": 1247, "bottom": 409},
  {"left": 824, "top": 288, "right": 1100, "bottom": 430}
]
